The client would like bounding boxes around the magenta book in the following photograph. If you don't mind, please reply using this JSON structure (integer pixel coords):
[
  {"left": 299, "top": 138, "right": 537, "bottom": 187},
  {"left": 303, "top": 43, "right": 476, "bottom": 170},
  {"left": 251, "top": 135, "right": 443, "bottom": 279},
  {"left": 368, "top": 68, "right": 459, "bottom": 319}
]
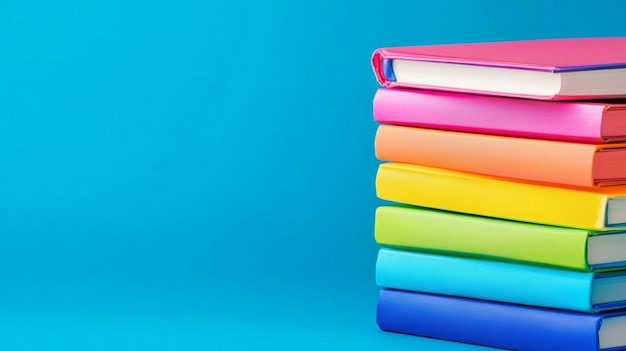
[
  {"left": 373, "top": 88, "right": 626, "bottom": 143},
  {"left": 372, "top": 37, "right": 626, "bottom": 100}
]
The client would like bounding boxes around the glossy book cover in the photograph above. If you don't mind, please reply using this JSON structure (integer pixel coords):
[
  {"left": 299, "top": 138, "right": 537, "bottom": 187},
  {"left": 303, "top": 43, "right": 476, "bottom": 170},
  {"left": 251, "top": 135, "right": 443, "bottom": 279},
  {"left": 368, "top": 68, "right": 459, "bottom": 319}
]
[
  {"left": 377, "top": 289, "right": 626, "bottom": 351},
  {"left": 376, "top": 162, "right": 626, "bottom": 230},
  {"left": 372, "top": 37, "right": 626, "bottom": 99},
  {"left": 376, "top": 248, "right": 626, "bottom": 313},
  {"left": 373, "top": 88, "right": 626, "bottom": 144}
]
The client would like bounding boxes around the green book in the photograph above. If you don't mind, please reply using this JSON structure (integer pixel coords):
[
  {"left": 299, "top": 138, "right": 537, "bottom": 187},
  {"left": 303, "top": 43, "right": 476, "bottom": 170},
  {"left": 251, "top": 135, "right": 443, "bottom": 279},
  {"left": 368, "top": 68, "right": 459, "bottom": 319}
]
[{"left": 374, "top": 205, "right": 626, "bottom": 271}]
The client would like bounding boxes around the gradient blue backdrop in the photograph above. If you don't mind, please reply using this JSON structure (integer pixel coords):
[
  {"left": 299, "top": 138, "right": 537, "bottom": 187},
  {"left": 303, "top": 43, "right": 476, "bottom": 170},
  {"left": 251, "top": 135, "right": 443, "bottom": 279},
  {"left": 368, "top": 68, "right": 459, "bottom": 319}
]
[{"left": 0, "top": 1, "right": 624, "bottom": 350}]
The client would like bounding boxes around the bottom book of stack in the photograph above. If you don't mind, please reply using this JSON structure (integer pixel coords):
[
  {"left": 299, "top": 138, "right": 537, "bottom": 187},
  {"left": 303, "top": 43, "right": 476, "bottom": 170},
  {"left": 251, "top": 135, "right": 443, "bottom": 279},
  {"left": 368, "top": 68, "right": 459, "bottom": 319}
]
[{"left": 377, "top": 288, "right": 626, "bottom": 351}]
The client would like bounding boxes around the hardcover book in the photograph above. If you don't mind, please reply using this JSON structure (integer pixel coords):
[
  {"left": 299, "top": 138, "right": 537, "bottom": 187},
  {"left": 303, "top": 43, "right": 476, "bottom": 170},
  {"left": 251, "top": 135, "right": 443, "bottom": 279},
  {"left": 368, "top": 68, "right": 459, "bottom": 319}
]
[
  {"left": 375, "top": 124, "right": 626, "bottom": 187},
  {"left": 376, "top": 247, "right": 626, "bottom": 313},
  {"left": 376, "top": 162, "right": 626, "bottom": 230},
  {"left": 373, "top": 88, "right": 626, "bottom": 144},
  {"left": 375, "top": 205, "right": 626, "bottom": 271},
  {"left": 372, "top": 37, "right": 626, "bottom": 100},
  {"left": 377, "top": 289, "right": 626, "bottom": 351}
]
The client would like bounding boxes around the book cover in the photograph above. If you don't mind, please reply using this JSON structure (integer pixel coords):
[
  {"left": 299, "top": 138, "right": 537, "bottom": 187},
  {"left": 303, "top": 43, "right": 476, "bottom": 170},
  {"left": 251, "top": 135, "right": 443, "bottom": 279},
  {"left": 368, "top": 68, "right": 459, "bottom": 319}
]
[
  {"left": 376, "top": 248, "right": 626, "bottom": 313},
  {"left": 376, "top": 162, "right": 626, "bottom": 230},
  {"left": 377, "top": 289, "right": 626, "bottom": 351},
  {"left": 374, "top": 124, "right": 626, "bottom": 187},
  {"left": 373, "top": 88, "right": 626, "bottom": 144},
  {"left": 375, "top": 205, "right": 626, "bottom": 271},
  {"left": 372, "top": 37, "right": 626, "bottom": 100}
]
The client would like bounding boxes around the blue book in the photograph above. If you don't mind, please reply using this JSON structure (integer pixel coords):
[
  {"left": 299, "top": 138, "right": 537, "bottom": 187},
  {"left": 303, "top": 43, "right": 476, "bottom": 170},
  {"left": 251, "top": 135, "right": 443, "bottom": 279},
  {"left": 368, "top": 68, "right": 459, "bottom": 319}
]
[
  {"left": 376, "top": 248, "right": 626, "bottom": 312},
  {"left": 378, "top": 289, "right": 626, "bottom": 351}
]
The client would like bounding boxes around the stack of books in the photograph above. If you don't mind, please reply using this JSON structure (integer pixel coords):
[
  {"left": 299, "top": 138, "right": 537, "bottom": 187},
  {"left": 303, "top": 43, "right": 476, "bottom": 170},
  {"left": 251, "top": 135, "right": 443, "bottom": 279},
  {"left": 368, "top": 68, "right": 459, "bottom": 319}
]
[{"left": 370, "top": 37, "right": 626, "bottom": 351}]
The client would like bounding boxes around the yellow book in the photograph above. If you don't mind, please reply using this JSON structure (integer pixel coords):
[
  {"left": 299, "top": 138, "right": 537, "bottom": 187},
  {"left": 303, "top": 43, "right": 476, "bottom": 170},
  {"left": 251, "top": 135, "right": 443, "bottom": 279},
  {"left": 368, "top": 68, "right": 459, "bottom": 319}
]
[{"left": 376, "top": 162, "right": 626, "bottom": 230}]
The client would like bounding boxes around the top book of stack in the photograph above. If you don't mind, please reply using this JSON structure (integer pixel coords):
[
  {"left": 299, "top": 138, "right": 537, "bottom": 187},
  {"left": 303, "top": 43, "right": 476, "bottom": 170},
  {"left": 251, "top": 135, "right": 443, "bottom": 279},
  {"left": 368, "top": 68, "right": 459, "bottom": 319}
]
[{"left": 372, "top": 37, "right": 626, "bottom": 100}]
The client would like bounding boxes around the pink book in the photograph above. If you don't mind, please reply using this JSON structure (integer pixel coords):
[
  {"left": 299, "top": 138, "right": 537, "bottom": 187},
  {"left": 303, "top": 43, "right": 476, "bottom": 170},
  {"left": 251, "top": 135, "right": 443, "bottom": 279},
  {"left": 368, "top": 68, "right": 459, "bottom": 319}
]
[
  {"left": 373, "top": 88, "right": 626, "bottom": 144},
  {"left": 372, "top": 37, "right": 626, "bottom": 100}
]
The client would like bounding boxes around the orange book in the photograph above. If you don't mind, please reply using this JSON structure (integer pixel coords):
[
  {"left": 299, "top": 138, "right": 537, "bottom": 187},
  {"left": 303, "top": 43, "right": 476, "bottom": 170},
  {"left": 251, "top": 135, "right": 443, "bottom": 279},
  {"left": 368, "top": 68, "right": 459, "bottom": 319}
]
[{"left": 375, "top": 125, "right": 626, "bottom": 187}]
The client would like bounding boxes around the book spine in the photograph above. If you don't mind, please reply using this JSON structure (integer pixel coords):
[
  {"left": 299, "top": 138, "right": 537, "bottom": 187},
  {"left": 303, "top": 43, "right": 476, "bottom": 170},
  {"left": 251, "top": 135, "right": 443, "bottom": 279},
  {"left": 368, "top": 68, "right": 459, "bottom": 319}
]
[
  {"left": 376, "top": 248, "right": 595, "bottom": 312},
  {"left": 371, "top": 50, "right": 392, "bottom": 87},
  {"left": 376, "top": 162, "right": 609, "bottom": 230},
  {"left": 373, "top": 88, "right": 606, "bottom": 143},
  {"left": 377, "top": 289, "right": 602, "bottom": 351},
  {"left": 374, "top": 205, "right": 592, "bottom": 271},
  {"left": 375, "top": 124, "right": 602, "bottom": 187}
]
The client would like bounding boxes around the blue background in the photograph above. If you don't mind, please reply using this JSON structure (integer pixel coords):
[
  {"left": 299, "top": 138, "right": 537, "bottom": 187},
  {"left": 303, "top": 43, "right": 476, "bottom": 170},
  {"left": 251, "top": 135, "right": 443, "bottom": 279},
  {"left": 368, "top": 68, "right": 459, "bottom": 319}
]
[{"left": 0, "top": 1, "right": 625, "bottom": 350}]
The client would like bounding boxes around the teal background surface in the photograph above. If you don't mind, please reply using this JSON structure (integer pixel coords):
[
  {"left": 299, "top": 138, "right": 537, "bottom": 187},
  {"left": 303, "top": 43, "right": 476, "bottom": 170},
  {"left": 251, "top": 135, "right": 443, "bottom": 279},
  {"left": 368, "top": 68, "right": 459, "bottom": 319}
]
[{"left": 0, "top": 1, "right": 625, "bottom": 349}]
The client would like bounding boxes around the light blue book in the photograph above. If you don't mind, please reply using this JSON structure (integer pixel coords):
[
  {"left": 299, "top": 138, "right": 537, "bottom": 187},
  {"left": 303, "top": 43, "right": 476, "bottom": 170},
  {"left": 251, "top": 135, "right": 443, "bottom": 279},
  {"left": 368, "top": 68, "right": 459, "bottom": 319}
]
[{"left": 376, "top": 248, "right": 626, "bottom": 313}]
